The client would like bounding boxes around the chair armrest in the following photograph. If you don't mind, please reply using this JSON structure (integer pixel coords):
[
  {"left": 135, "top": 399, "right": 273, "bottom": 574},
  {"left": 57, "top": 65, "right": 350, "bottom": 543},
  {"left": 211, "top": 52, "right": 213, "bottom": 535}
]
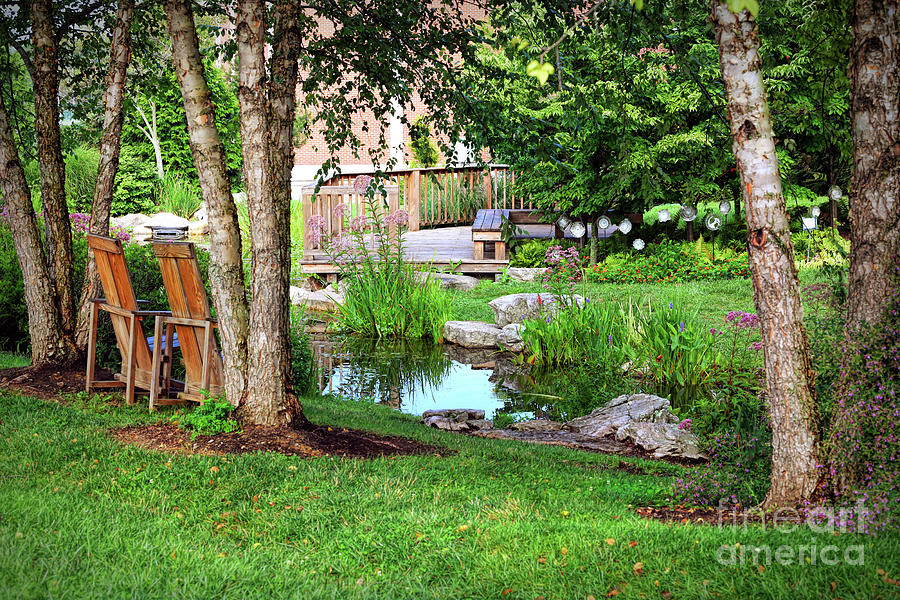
[
  {"left": 158, "top": 315, "right": 217, "bottom": 328},
  {"left": 135, "top": 310, "right": 173, "bottom": 317}
]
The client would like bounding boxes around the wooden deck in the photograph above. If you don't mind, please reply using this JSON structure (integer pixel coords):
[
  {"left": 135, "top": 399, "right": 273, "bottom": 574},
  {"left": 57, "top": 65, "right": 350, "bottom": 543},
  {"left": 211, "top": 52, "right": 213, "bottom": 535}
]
[{"left": 300, "top": 224, "right": 566, "bottom": 277}]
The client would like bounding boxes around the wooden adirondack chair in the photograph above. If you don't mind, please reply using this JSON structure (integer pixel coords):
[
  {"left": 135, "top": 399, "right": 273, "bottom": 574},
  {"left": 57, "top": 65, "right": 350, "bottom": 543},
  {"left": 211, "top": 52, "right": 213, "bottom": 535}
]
[
  {"left": 85, "top": 233, "right": 178, "bottom": 405},
  {"left": 150, "top": 241, "right": 224, "bottom": 408}
]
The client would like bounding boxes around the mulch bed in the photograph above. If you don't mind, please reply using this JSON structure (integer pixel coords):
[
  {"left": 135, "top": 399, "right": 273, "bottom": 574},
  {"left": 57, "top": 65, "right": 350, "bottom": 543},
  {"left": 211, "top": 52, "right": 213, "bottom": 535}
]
[
  {"left": 1, "top": 365, "right": 450, "bottom": 460},
  {"left": 111, "top": 422, "right": 451, "bottom": 459},
  {"left": 0, "top": 364, "right": 108, "bottom": 401}
]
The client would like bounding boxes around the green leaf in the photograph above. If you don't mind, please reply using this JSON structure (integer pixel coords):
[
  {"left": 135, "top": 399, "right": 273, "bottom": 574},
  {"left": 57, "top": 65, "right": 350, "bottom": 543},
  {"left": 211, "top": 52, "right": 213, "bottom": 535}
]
[
  {"left": 631, "top": 0, "right": 644, "bottom": 10},
  {"left": 726, "top": 0, "right": 759, "bottom": 16},
  {"left": 526, "top": 60, "right": 554, "bottom": 85}
]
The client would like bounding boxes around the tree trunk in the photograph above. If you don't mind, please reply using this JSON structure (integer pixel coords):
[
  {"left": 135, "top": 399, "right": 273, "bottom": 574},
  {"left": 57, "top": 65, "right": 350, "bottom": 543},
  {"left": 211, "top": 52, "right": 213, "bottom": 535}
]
[
  {"left": 846, "top": 0, "right": 900, "bottom": 329},
  {"left": 0, "top": 93, "right": 72, "bottom": 365},
  {"left": 164, "top": 0, "right": 250, "bottom": 404},
  {"left": 75, "top": 0, "right": 135, "bottom": 350},
  {"left": 30, "top": 0, "right": 76, "bottom": 340},
  {"left": 232, "top": 0, "right": 303, "bottom": 426},
  {"left": 135, "top": 100, "right": 165, "bottom": 179},
  {"left": 711, "top": 1, "right": 821, "bottom": 508}
]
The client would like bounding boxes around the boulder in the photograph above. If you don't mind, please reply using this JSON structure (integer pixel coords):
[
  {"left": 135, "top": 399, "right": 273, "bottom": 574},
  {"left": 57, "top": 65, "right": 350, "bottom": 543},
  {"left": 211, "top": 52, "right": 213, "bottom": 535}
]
[
  {"left": 188, "top": 221, "right": 209, "bottom": 236},
  {"left": 289, "top": 286, "right": 343, "bottom": 312},
  {"left": 488, "top": 293, "right": 585, "bottom": 327},
  {"left": 421, "top": 409, "right": 491, "bottom": 432},
  {"left": 148, "top": 212, "right": 191, "bottom": 228},
  {"left": 504, "top": 267, "right": 545, "bottom": 282},
  {"left": 191, "top": 203, "right": 208, "bottom": 222},
  {"left": 422, "top": 408, "right": 486, "bottom": 420},
  {"left": 497, "top": 323, "right": 525, "bottom": 353},
  {"left": 417, "top": 272, "right": 480, "bottom": 291},
  {"left": 615, "top": 422, "right": 705, "bottom": 461},
  {"left": 563, "top": 394, "right": 679, "bottom": 438},
  {"left": 111, "top": 213, "right": 152, "bottom": 231},
  {"left": 443, "top": 321, "right": 501, "bottom": 348},
  {"left": 509, "top": 419, "right": 563, "bottom": 432}
]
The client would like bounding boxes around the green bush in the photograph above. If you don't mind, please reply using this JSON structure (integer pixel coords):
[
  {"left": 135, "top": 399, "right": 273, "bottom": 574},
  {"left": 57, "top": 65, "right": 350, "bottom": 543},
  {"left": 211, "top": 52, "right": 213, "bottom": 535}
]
[
  {"left": 586, "top": 240, "right": 750, "bottom": 284},
  {"left": 407, "top": 116, "right": 439, "bottom": 168},
  {"left": 792, "top": 227, "right": 849, "bottom": 269},
  {"left": 175, "top": 393, "right": 239, "bottom": 440},
  {"left": 112, "top": 145, "right": 158, "bottom": 216},
  {"left": 510, "top": 238, "right": 585, "bottom": 268},
  {"left": 290, "top": 310, "right": 317, "bottom": 396},
  {"left": 64, "top": 145, "right": 100, "bottom": 213}
]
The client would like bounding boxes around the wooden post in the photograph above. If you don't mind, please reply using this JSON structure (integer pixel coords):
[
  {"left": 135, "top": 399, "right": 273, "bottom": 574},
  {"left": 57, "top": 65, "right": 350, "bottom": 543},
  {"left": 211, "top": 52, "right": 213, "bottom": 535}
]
[
  {"left": 150, "top": 315, "right": 163, "bottom": 411},
  {"left": 301, "top": 190, "right": 313, "bottom": 255},
  {"left": 408, "top": 169, "right": 421, "bottom": 231},
  {"left": 483, "top": 168, "right": 492, "bottom": 210},
  {"left": 85, "top": 300, "right": 99, "bottom": 392}
]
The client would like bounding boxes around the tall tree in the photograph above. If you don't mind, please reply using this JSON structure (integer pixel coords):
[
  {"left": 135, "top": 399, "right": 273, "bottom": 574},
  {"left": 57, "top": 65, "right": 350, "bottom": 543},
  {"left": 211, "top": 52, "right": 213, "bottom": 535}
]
[
  {"left": 233, "top": 0, "right": 303, "bottom": 426},
  {"left": 0, "top": 92, "right": 72, "bottom": 364},
  {"left": 164, "top": 0, "right": 250, "bottom": 404},
  {"left": 846, "top": 0, "right": 899, "bottom": 329},
  {"left": 30, "top": 0, "right": 76, "bottom": 348},
  {"left": 710, "top": 1, "right": 820, "bottom": 507},
  {"left": 75, "top": 0, "right": 135, "bottom": 349}
]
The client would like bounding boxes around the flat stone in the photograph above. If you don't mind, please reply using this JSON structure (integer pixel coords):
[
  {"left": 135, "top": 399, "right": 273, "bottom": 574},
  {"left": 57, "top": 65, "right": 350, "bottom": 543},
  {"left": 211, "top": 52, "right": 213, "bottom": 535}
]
[
  {"left": 111, "top": 213, "right": 152, "bottom": 230},
  {"left": 421, "top": 408, "right": 485, "bottom": 420},
  {"left": 489, "top": 293, "right": 585, "bottom": 327},
  {"left": 443, "top": 320, "right": 501, "bottom": 348},
  {"left": 505, "top": 267, "right": 545, "bottom": 282},
  {"left": 563, "top": 394, "right": 678, "bottom": 438},
  {"left": 148, "top": 212, "right": 191, "bottom": 228},
  {"left": 497, "top": 323, "right": 525, "bottom": 353},
  {"left": 416, "top": 272, "right": 481, "bottom": 291},
  {"left": 466, "top": 419, "right": 494, "bottom": 431},
  {"left": 509, "top": 419, "right": 563, "bottom": 432},
  {"left": 289, "top": 286, "right": 343, "bottom": 312},
  {"left": 615, "top": 422, "right": 705, "bottom": 461}
]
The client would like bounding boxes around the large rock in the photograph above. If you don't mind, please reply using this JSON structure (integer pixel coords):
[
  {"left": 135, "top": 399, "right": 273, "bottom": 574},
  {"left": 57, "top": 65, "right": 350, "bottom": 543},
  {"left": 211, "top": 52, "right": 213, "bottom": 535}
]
[
  {"left": 188, "top": 221, "right": 209, "bottom": 236},
  {"left": 111, "top": 213, "right": 152, "bottom": 231},
  {"left": 191, "top": 202, "right": 208, "bottom": 222},
  {"left": 504, "top": 267, "right": 545, "bottom": 282},
  {"left": 497, "top": 323, "right": 525, "bottom": 353},
  {"left": 148, "top": 212, "right": 191, "bottom": 228},
  {"left": 615, "top": 422, "right": 705, "bottom": 461},
  {"left": 289, "top": 286, "right": 343, "bottom": 312},
  {"left": 417, "top": 272, "right": 481, "bottom": 291},
  {"left": 563, "top": 394, "right": 679, "bottom": 438},
  {"left": 489, "top": 293, "right": 585, "bottom": 327},
  {"left": 443, "top": 321, "right": 501, "bottom": 348},
  {"left": 509, "top": 419, "right": 563, "bottom": 432},
  {"left": 422, "top": 408, "right": 492, "bottom": 432}
]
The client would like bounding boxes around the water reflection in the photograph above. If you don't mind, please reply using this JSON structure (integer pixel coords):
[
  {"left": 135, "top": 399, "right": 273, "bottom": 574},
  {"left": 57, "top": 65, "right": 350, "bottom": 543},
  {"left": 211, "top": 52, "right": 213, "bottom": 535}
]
[{"left": 309, "top": 336, "right": 626, "bottom": 421}]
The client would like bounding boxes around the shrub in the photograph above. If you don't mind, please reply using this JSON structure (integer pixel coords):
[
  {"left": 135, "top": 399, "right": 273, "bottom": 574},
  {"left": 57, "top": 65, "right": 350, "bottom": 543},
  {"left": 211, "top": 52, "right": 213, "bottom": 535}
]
[
  {"left": 175, "top": 393, "right": 239, "bottom": 439},
  {"left": 112, "top": 145, "right": 158, "bottom": 216},
  {"left": 64, "top": 145, "right": 100, "bottom": 213},
  {"left": 407, "top": 116, "right": 440, "bottom": 168},
  {"left": 792, "top": 227, "right": 849, "bottom": 269},
  {"left": 510, "top": 238, "right": 585, "bottom": 268},
  {"left": 586, "top": 240, "right": 750, "bottom": 284},
  {"left": 290, "top": 309, "right": 317, "bottom": 396},
  {"left": 157, "top": 172, "right": 202, "bottom": 219}
]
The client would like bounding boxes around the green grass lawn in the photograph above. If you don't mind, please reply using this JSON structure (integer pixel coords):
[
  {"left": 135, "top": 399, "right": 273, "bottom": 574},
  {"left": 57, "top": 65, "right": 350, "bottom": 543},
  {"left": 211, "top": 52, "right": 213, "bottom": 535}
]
[{"left": 1, "top": 386, "right": 897, "bottom": 599}]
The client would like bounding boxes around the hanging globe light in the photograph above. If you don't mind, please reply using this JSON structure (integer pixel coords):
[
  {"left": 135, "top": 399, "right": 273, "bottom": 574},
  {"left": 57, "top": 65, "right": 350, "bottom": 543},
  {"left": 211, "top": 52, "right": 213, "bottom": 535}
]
[
  {"left": 811, "top": 205, "right": 821, "bottom": 217},
  {"left": 632, "top": 238, "right": 645, "bottom": 250},
  {"left": 705, "top": 213, "right": 722, "bottom": 231},
  {"left": 569, "top": 220, "right": 586, "bottom": 238},
  {"left": 657, "top": 208, "right": 671, "bottom": 223},
  {"left": 618, "top": 218, "right": 632, "bottom": 234},
  {"left": 828, "top": 185, "right": 843, "bottom": 201},
  {"left": 597, "top": 216, "right": 611, "bottom": 230},
  {"left": 719, "top": 201, "right": 732, "bottom": 215},
  {"left": 679, "top": 205, "right": 698, "bottom": 221},
  {"left": 556, "top": 215, "right": 572, "bottom": 230}
]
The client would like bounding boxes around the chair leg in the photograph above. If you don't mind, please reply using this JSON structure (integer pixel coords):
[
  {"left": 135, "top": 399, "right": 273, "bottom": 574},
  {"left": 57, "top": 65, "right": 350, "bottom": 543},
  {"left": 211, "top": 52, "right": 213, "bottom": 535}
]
[
  {"left": 164, "top": 322, "right": 174, "bottom": 391},
  {"left": 125, "top": 313, "right": 137, "bottom": 405},
  {"left": 85, "top": 301, "right": 99, "bottom": 393},
  {"left": 201, "top": 322, "right": 212, "bottom": 393},
  {"left": 149, "top": 316, "right": 163, "bottom": 411},
  {"left": 495, "top": 241, "right": 507, "bottom": 261}
]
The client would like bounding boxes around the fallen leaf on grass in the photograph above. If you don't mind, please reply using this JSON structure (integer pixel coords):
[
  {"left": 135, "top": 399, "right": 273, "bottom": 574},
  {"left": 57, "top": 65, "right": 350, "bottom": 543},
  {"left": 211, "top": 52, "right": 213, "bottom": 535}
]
[
  {"left": 633, "top": 562, "right": 644, "bottom": 576},
  {"left": 560, "top": 547, "right": 568, "bottom": 556},
  {"left": 605, "top": 538, "right": 616, "bottom": 546},
  {"left": 538, "top": 556, "right": 547, "bottom": 564}
]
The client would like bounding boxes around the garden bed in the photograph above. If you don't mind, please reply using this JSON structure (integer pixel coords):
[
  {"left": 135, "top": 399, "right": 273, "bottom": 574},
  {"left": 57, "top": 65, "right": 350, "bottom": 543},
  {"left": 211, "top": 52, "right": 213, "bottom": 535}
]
[
  {"left": 0, "top": 364, "right": 111, "bottom": 401},
  {"left": 111, "top": 422, "right": 450, "bottom": 459}
]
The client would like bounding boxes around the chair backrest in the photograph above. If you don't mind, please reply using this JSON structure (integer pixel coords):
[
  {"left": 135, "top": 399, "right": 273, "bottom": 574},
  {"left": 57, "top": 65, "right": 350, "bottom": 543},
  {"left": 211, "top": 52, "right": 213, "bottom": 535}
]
[
  {"left": 151, "top": 242, "right": 224, "bottom": 391},
  {"left": 86, "top": 233, "right": 153, "bottom": 371}
]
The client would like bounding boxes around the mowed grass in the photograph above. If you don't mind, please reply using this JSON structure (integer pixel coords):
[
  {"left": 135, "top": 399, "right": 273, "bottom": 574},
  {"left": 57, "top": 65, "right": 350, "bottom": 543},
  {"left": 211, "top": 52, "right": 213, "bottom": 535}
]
[{"left": 1, "top": 388, "right": 898, "bottom": 599}]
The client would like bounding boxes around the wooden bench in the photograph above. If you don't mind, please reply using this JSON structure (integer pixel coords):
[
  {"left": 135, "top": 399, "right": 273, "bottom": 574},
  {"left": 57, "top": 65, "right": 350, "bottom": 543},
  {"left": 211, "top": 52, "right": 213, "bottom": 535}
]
[{"left": 472, "top": 209, "right": 559, "bottom": 260}]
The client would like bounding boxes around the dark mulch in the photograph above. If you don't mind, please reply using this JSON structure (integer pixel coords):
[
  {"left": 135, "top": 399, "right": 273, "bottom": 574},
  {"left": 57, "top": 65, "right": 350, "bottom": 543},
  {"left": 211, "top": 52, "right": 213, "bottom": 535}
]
[
  {"left": 634, "top": 505, "right": 725, "bottom": 525},
  {"left": 0, "top": 364, "right": 107, "bottom": 401},
  {"left": 111, "top": 422, "right": 452, "bottom": 459}
]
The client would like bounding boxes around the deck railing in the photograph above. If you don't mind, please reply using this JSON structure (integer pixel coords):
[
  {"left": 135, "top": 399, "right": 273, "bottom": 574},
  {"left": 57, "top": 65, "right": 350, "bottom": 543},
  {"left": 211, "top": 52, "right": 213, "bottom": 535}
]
[
  {"left": 316, "top": 165, "right": 532, "bottom": 232},
  {"left": 301, "top": 185, "right": 401, "bottom": 258}
]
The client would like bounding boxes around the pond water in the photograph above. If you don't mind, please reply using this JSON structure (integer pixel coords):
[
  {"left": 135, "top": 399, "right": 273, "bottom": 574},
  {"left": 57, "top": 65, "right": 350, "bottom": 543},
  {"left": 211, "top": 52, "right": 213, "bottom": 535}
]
[{"left": 309, "top": 336, "right": 627, "bottom": 421}]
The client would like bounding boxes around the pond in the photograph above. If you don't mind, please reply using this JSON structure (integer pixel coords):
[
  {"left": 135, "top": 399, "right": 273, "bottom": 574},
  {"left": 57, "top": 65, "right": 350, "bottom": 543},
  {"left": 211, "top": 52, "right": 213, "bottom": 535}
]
[{"left": 309, "top": 335, "right": 635, "bottom": 422}]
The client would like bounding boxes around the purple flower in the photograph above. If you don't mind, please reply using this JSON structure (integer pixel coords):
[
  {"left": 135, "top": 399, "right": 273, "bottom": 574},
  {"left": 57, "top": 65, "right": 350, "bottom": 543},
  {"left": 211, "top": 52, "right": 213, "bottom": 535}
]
[
  {"left": 679, "top": 322, "right": 685, "bottom": 333},
  {"left": 333, "top": 203, "right": 349, "bottom": 219},
  {"left": 749, "top": 342, "right": 763, "bottom": 352},
  {"left": 352, "top": 175, "right": 373, "bottom": 194}
]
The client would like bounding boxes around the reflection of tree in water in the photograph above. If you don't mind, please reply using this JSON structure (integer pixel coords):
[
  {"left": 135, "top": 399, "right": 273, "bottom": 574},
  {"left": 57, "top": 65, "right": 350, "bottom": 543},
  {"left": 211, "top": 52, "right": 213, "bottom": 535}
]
[
  {"left": 312, "top": 336, "right": 452, "bottom": 409},
  {"left": 493, "top": 363, "right": 640, "bottom": 422}
]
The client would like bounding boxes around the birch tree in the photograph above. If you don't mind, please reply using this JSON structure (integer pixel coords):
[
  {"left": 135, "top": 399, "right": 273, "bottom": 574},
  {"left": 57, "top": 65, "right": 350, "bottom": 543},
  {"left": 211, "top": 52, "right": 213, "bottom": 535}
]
[{"left": 711, "top": 0, "right": 820, "bottom": 507}]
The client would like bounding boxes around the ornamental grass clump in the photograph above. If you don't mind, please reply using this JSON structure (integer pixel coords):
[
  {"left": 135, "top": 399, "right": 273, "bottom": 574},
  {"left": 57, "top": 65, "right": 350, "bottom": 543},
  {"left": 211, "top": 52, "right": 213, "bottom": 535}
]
[{"left": 309, "top": 184, "right": 449, "bottom": 343}]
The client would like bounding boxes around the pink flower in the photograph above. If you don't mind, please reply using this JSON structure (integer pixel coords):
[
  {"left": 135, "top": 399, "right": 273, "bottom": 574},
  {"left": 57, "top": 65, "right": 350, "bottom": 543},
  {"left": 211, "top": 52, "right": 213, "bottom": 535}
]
[
  {"left": 333, "top": 203, "right": 349, "bottom": 219},
  {"left": 350, "top": 214, "right": 369, "bottom": 232},
  {"left": 352, "top": 175, "right": 373, "bottom": 194},
  {"left": 385, "top": 209, "right": 409, "bottom": 227}
]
